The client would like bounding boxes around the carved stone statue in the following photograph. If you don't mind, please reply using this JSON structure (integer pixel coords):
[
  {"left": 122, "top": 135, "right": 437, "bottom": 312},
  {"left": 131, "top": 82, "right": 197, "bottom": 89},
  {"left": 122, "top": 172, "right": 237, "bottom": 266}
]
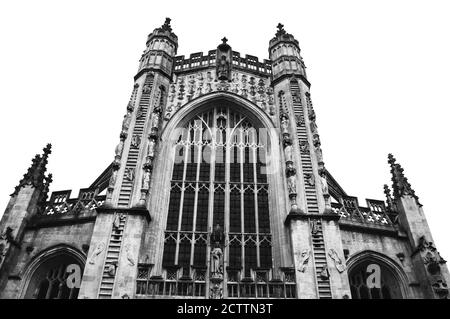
[
  {"left": 115, "top": 140, "right": 124, "bottom": 162},
  {"left": 143, "top": 85, "right": 152, "bottom": 93},
  {"left": 206, "top": 83, "right": 212, "bottom": 93},
  {"left": 319, "top": 168, "right": 329, "bottom": 196},
  {"left": 107, "top": 262, "right": 117, "bottom": 276},
  {"left": 89, "top": 242, "right": 105, "bottom": 265},
  {"left": 306, "top": 173, "right": 315, "bottom": 187},
  {"left": 142, "top": 170, "right": 151, "bottom": 190},
  {"left": 108, "top": 170, "right": 118, "bottom": 188},
  {"left": 126, "top": 244, "right": 135, "bottom": 266},
  {"left": 287, "top": 175, "right": 297, "bottom": 194},
  {"left": 313, "top": 134, "right": 321, "bottom": 147},
  {"left": 121, "top": 114, "right": 132, "bottom": 134},
  {"left": 124, "top": 168, "right": 135, "bottom": 182},
  {"left": 112, "top": 213, "right": 123, "bottom": 230},
  {"left": 147, "top": 138, "right": 156, "bottom": 159},
  {"left": 311, "top": 220, "right": 319, "bottom": 235},
  {"left": 315, "top": 145, "right": 324, "bottom": 164},
  {"left": 328, "top": 249, "right": 346, "bottom": 273},
  {"left": 300, "top": 140, "right": 309, "bottom": 154},
  {"left": 131, "top": 135, "right": 141, "bottom": 149},
  {"left": 298, "top": 249, "right": 311, "bottom": 273},
  {"left": 308, "top": 108, "right": 316, "bottom": 121},
  {"left": 310, "top": 120, "right": 318, "bottom": 134},
  {"left": 210, "top": 246, "right": 223, "bottom": 278},
  {"left": 217, "top": 55, "right": 230, "bottom": 81},
  {"left": 209, "top": 283, "right": 223, "bottom": 299},
  {"left": 320, "top": 265, "right": 329, "bottom": 279},
  {"left": 295, "top": 114, "right": 303, "bottom": 127},
  {"left": 284, "top": 144, "right": 293, "bottom": 162},
  {"left": 150, "top": 113, "right": 160, "bottom": 131},
  {"left": 280, "top": 117, "right": 289, "bottom": 134}
]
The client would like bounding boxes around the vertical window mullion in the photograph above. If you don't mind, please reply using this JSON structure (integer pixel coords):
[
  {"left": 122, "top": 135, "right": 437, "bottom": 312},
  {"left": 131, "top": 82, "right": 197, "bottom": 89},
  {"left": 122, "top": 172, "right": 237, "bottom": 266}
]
[
  {"left": 239, "top": 126, "right": 245, "bottom": 273},
  {"left": 175, "top": 127, "right": 192, "bottom": 265}
]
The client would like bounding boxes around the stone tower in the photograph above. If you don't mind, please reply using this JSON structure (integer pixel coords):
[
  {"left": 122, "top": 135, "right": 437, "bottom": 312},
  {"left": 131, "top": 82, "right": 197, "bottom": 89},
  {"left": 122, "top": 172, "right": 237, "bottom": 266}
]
[{"left": 0, "top": 19, "right": 448, "bottom": 299}]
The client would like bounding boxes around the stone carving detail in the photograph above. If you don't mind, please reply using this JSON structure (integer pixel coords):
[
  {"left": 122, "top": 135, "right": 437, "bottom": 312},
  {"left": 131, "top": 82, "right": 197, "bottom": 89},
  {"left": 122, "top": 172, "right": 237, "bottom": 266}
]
[
  {"left": 89, "top": 242, "right": 105, "bottom": 265},
  {"left": 320, "top": 265, "right": 329, "bottom": 280},
  {"left": 305, "top": 173, "right": 315, "bottom": 187},
  {"left": 209, "top": 282, "right": 223, "bottom": 299},
  {"left": 112, "top": 213, "right": 124, "bottom": 231},
  {"left": 0, "top": 227, "right": 18, "bottom": 264},
  {"left": 210, "top": 246, "right": 224, "bottom": 279},
  {"left": 131, "top": 135, "right": 141, "bottom": 149},
  {"left": 106, "top": 262, "right": 117, "bottom": 276},
  {"left": 311, "top": 220, "right": 319, "bottom": 235},
  {"left": 328, "top": 249, "right": 346, "bottom": 273},
  {"left": 287, "top": 175, "right": 297, "bottom": 195},
  {"left": 417, "top": 236, "right": 447, "bottom": 275},
  {"left": 209, "top": 224, "right": 224, "bottom": 298},
  {"left": 106, "top": 169, "right": 118, "bottom": 202},
  {"left": 319, "top": 167, "right": 331, "bottom": 212},
  {"left": 216, "top": 37, "right": 231, "bottom": 81},
  {"left": 284, "top": 144, "right": 293, "bottom": 162},
  {"left": 136, "top": 105, "right": 144, "bottom": 119},
  {"left": 121, "top": 103, "right": 134, "bottom": 137},
  {"left": 143, "top": 84, "right": 152, "bottom": 93},
  {"left": 165, "top": 71, "right": 274, "bottom": 120},
  {"left": 125, "top": 244, "right": 135, "bottom": 266},
  {"left": 298, "top": 249, "right": 311, "bottom": 273},
  {"left": 432, "top": 279, "right": 449, "bottom": 299},
  {"left": 124, "top": 168, "right": 135, "bottom": 182},
  {"left": 299, "top": 140, "right": 309, "bottom": 154},
  {"left": 114, "top": 139, "right": 125, "bottom": 166},
  {"left": 295, "top": 114, "right": 304, "bottom": 127}
]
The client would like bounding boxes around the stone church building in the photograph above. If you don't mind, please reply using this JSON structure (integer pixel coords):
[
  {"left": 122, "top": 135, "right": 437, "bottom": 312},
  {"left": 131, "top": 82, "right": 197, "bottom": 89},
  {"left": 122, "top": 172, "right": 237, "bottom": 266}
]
[{"left": 0, "top": 19, "right": 448, "bottom": 299}]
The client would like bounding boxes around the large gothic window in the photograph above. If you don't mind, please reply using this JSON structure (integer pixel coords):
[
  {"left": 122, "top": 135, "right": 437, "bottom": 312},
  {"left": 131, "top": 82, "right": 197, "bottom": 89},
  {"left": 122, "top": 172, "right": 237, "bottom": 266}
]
[
  {"left": 161, "top": 105, "right": 273, "bottom": 295},
  {"left": 349, "top": 259, "right": 403, "bottom": 299}
]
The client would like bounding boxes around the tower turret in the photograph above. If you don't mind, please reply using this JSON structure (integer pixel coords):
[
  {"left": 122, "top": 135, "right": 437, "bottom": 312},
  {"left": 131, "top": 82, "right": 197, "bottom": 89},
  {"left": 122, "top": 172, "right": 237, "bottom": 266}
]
[
  {"left": 269, "top": 23, "right": 307, "bottom": 83},
  {"left": 137, "top": 17, "right": 178, "bottom": 79}
]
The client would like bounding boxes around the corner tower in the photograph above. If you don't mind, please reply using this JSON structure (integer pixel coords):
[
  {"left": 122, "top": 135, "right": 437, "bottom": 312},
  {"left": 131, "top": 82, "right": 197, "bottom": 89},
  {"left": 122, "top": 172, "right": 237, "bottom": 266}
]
[
  {"left": 78, "top": 18, "right": 177, "bottom": 299},
  {"left": 270, "top": 24, "right": 351, "bottom": 299}
]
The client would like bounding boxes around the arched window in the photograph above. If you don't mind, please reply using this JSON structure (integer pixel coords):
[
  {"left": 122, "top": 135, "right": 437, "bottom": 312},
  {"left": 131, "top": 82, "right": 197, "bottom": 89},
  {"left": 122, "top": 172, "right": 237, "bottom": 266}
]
[
  {"left": 349, "top": 258, "right": 404, "bottom": 299},
  {"left": 162, "top": 105, "right": 272, "bottom": 286},
  {"left": 23, "top": 252, "right": 83, "bottom": 299}
]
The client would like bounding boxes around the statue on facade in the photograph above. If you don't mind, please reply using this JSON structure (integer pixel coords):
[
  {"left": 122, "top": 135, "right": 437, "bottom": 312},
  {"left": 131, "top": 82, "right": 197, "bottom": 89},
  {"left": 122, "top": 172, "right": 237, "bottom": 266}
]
[{"left": 210, "top": 245, "right": 223, "bottom": 278}]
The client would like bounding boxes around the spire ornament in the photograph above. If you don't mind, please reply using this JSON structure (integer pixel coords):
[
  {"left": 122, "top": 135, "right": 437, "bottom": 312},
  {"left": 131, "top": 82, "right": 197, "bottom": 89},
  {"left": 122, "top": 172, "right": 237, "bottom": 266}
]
[
  {"left": 388, "top": 154, "right": 421, "bottom": 206},
  {"left": 276, "top": 23, "right": 286, "bottom": 37},
  {"left": 12, "top": 144, "right": 52, "bottom": 196},
  {"left": 161, "top": 17, "right": 172, "bottom": 32}
]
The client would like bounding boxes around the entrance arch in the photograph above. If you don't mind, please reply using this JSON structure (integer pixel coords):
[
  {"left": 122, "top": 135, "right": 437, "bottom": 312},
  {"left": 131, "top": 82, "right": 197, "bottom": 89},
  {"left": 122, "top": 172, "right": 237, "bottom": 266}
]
[{"left": 347, "top": 251, "right": 408, "bottom": 299}]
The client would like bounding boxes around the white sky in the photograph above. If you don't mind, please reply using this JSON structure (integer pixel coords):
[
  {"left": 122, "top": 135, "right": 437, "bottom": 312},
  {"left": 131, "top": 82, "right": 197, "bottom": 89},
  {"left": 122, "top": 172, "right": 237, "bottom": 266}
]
[{"left": 1, "top": 1, "right": 449, "bottom": 261}]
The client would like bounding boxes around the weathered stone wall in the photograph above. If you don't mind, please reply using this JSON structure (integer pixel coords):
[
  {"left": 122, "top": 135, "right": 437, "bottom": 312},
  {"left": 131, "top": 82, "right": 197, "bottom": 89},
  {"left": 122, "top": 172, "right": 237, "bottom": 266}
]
[
  {"left": 340, "top": 228, "right": 424, "bottom": 298},
  {"left": 0, "top": 221, "right": 94, "bottom": 298}
]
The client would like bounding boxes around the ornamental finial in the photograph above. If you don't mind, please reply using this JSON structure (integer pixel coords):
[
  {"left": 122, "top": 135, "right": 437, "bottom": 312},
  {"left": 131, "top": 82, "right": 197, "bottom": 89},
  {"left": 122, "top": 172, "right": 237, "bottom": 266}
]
[{"left": 387, "top": 153, "right": 421, "bottom": 206}]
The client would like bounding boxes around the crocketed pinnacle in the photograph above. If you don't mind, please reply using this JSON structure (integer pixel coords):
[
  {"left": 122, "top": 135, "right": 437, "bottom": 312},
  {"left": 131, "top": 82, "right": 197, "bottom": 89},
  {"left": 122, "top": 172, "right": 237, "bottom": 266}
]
[
  {"left": 387, "top": 153, "right": 421, "bottom": 206},
  {"left": 12, "top": 144, "right": 53, "bottom": 196}
]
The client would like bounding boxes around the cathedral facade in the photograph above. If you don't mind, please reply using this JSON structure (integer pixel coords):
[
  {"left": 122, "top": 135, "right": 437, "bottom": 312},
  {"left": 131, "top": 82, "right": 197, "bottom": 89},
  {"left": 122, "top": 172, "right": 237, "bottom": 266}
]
[{"left": 0, "top": 19, "right": 448, "bottom": 299}]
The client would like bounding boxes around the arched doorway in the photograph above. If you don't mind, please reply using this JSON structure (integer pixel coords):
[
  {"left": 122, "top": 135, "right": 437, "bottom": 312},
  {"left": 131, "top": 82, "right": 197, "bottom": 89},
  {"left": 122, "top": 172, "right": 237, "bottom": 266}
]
[
  {"left": 347, "top": 252, "right": 406, "bottom": 299},
  {"left": 22, "top": 247, "right": 85, "bottom": 299}
]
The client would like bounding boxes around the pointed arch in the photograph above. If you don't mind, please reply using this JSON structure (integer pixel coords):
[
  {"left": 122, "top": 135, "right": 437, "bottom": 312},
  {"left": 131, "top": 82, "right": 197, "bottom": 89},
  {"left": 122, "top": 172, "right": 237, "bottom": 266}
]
[
  {"left": 346, "top": 250, "right": 410, "bottom": 299},
  {"left": 19, "top": 244, "right": 86, "bottom": 299}
]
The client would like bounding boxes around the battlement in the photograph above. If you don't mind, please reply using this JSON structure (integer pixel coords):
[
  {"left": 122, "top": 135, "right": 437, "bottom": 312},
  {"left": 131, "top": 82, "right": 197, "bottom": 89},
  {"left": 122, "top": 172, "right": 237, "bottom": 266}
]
[
  {"left": 331, "top": 195, "right": 398, "bottom": 230},
  {"left": 43, "top": 187, "right": 105, "bottom": 215},
  {"left": 174, "top": 50, "right": 272, "bottom": 77}
]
